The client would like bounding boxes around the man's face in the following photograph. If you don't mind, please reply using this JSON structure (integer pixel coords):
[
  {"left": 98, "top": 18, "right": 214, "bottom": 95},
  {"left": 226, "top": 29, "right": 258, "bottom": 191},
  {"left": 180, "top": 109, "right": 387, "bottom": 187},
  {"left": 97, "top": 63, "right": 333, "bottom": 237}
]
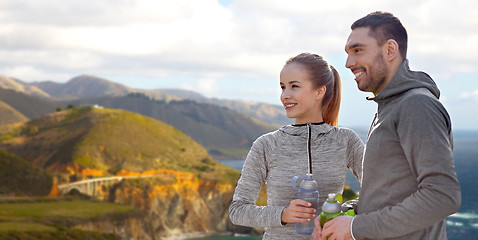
[{"left": 345, "top": 27, "right": 389, "bottom": 95}]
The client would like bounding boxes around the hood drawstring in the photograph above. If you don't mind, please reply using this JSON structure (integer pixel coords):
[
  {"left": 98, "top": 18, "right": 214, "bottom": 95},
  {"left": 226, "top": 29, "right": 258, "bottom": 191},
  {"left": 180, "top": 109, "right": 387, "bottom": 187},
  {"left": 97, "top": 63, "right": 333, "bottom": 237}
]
[{"left": 307, "top": 123, "right": 312, "bottom": 175}]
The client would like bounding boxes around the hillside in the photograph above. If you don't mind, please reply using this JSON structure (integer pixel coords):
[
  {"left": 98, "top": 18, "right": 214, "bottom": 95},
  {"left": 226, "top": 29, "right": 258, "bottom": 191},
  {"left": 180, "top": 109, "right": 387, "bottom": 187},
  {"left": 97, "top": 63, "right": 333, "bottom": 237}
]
[
  {"left": 0, "top": 101, "right": 28, "bottom": 125},
  {"left": 0, "top": 107, "right": 236, "bottom": 179},
  {"left": 0, "top": 75, "right": 50, "bottom": 98},
  {"left": 0, "top": 87, "right": 57, "bottom": 119},
  {"left": 0, "top": 150, "right": 52, "bottom": 196},
  {"left": 56, "top": 93, "right": 279, "bottom": 156},
  {"left": 158, "top": 88, "right": 291, "bottom": 126},
  {"left": 5, "top": 74, "right": 289, "bottom": 126},
  {"left": 0, "top": 106, "right": 245, "bottom": 238}
]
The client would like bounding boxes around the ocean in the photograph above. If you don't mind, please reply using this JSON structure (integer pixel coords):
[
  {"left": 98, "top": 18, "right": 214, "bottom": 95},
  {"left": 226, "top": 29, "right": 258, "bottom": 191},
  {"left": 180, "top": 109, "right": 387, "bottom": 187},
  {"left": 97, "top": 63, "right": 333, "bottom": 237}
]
[{"left": 212, "top": 130, "right": 478, "bottom": 240}]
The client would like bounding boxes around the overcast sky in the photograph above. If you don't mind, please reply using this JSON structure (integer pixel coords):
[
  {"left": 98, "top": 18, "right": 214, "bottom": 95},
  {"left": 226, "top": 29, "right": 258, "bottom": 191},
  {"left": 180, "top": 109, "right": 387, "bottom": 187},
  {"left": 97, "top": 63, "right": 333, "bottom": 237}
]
[{"left": 0, "top": 0, "right": 477, "bottom": 130}]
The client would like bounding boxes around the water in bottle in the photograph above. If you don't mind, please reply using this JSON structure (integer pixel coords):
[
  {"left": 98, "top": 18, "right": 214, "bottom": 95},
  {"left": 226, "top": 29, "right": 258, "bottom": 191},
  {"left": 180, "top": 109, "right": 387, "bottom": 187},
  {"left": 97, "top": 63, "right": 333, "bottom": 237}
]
[{"left": 292, "top": 173, "right": 319, "bottom": 235}]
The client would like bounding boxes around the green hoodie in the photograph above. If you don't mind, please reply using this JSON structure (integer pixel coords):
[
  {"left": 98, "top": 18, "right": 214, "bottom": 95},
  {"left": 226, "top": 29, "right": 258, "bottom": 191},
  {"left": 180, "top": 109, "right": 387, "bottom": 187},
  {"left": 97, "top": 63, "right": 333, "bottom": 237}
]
[{"left": 352, "top": 60, "right": 461, "bottom": 239}]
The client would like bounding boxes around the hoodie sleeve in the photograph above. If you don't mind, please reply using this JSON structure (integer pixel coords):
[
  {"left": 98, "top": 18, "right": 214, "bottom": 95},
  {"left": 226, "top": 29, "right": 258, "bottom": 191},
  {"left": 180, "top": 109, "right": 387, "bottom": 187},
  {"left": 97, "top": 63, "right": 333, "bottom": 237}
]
[
  {"left": 229, "top": 135, "right": 286, "bottom": 228},
  {"left": 352, "top": 92, "right": 461, "bottom": 239},
  {"left": 346, "top": 130, "right": 364, "bottom": 185}
]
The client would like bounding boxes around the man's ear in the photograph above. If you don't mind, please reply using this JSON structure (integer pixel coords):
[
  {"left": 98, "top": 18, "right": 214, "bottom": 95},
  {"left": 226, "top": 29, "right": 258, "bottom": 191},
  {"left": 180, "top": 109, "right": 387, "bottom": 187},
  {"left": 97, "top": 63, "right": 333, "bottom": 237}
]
[{"left": 384, "top": 39, "right": 400, "bottom": 61}]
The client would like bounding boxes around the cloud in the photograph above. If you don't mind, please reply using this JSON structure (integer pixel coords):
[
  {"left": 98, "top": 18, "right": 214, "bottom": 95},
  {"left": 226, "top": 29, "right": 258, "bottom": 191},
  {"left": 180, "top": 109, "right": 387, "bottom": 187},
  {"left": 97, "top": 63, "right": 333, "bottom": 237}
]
[
  {"left": 459, "top": 90, "right": 478, "bottom": 101},
  {"left": 180, "top": 78, "right": 219, "bottom": 95},
  {"left": 1, "top": 0, "right": 477, "bottom": 83},
  {"left": 1, "top": 65, "right": 71, "bottom": 82},
  {"left": 0, "top": 50, "right": 102, "bottom": 69},
  {"left": 0, "top": 0, "right": 476, "bottom": 129}
]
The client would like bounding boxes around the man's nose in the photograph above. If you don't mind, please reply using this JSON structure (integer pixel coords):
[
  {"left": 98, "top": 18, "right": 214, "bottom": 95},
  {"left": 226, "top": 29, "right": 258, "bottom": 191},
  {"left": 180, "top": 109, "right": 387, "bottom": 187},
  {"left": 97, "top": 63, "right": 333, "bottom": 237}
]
[{"left": 345, "top": 55, "right": 355, "bottom": 69}]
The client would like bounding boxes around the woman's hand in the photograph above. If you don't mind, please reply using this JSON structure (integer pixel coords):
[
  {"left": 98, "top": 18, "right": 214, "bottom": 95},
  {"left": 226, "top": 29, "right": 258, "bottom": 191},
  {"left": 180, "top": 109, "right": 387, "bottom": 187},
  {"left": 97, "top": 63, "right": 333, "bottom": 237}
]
[{"left": 281, "top": 199, "right": 317, "bottom": 224}]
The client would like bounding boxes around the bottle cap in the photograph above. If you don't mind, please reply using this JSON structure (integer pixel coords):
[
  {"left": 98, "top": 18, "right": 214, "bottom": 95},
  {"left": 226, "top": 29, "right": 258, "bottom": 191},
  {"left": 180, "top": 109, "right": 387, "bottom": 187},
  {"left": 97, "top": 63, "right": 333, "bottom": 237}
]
[
  {"left": 299, "top": 173, "right": 318, "bottom": 190},
  {"left": 322, "top": 193, "right": 341, "bottom": 213},
  {"left": 328, "top": 193, "right": 336, "bottom": 201}
]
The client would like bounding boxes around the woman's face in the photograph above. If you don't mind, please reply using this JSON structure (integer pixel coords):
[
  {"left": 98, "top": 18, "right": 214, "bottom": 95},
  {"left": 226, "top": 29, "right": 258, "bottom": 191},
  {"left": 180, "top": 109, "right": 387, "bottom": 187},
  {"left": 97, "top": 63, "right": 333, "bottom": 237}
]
[{"left": 280, "top": 63, "right": 324, "bottom": 124}]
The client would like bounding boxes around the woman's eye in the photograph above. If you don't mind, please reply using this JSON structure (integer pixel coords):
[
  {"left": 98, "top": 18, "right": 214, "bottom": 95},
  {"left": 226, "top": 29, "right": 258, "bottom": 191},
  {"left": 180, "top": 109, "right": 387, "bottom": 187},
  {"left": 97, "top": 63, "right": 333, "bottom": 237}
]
[
  {"left": 292, "top": 84, "right": 299, "bottom": 88},
  {"left": 280, "top": 85, "right": 285, "bottom": 90}
]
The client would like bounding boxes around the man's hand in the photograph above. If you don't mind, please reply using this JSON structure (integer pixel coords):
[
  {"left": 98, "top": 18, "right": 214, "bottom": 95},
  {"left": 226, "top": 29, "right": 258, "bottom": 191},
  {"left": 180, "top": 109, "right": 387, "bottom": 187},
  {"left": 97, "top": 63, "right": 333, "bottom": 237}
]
[
  {"left": 281, "top": 199, "right": 317, "bottom": 224},
  {"left": 321, "top": 215, "right": 354, "bottom": 240},
  {"left": 312, "top": 215, "right": 322, "bottom": 239}
]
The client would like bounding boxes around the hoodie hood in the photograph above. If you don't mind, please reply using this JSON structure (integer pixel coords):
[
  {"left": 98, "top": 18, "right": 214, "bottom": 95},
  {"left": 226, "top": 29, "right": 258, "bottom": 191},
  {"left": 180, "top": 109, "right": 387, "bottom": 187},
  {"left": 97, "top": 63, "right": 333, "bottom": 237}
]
[
  {"left": 369, "top": 59, "right": 440, "bottom": 102},
  {"left": 279, "top": 122, "right": 334, "bottom": 136}
]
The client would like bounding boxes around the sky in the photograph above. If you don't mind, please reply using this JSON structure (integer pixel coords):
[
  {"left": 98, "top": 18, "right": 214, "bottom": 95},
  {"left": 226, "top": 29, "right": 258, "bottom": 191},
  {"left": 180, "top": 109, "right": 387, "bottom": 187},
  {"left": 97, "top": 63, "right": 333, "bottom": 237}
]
[{"left": 0, "top": 0, "right": 477, "bottom": 130}]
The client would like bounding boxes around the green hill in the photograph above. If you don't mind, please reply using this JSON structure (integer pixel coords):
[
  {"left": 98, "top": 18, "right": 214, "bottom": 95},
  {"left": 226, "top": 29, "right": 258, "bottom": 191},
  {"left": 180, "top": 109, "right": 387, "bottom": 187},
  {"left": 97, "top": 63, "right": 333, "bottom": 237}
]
[
  {"left": 0, "top": 87, "right": 57, "bottom": 119},
  {"left": 0, "top": 149, "right": 52, "bottom": 196},
  {"left": 57, "top": 93, "right": 279, "bottom": 155},
  {"left": 0, "top": 101, "right": 28, "bottom": 125},
  {"left": 0, "top": 106, "right": 235, "bottom": 180}
]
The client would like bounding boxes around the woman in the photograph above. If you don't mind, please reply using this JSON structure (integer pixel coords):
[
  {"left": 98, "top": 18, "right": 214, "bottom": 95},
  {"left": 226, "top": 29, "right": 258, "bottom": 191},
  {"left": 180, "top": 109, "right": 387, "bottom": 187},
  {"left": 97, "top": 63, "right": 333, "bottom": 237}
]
[{"left": 229, "top": 53, "right": 363, "bottom": 239}]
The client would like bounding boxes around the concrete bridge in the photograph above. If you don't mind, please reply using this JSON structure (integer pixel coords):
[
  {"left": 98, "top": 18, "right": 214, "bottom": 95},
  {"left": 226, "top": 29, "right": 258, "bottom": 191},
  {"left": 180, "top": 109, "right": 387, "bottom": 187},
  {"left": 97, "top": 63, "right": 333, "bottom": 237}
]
[{"left": 58, "top": 175, "right": 154, "bottom": 197}]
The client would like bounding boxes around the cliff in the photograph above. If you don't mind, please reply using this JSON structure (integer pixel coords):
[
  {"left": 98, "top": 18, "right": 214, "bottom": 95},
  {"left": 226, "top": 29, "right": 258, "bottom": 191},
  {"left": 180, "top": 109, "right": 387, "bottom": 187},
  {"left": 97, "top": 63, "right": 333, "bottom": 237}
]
[
  {"left": 65, "top": 168, "right": 238, "bottom": 239},
  {"left": 72, "top": 216, "right": 154, "bottom": 240},
  {"left": 117, "top": 174, "right": 235, "bottom": 238}
]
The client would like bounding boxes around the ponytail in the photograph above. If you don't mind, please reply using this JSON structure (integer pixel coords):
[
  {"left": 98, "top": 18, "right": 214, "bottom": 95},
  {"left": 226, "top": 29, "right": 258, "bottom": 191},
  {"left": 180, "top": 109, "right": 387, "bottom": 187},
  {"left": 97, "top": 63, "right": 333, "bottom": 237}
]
[{"left": 322, "top": 66, "right": 342, "bottom": 126}]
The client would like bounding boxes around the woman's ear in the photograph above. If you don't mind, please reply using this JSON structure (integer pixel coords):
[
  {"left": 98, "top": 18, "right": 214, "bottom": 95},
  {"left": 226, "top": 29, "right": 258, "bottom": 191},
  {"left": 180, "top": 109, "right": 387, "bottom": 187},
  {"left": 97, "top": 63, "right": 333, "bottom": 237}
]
[{"left": 316, "top": 85, "right": 326, "bottom": 100}]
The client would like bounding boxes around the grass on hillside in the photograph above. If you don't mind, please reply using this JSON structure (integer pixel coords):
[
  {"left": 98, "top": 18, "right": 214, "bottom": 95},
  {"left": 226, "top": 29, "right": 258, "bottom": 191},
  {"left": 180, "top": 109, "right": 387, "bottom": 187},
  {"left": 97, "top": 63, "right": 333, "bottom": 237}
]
[
  {"left": 0, "top": 150, "right": 52, "bottom": 196},
  {"left": 0, "top": 200, "right": 135, "bottom": 219},
  {"left": 0, "top": 198, "right": 139, "bottom": 239},
  {"left": 0, "top": 222, "right": 56, "bottom": 232},
  {"left": 208, "top": 147, "right": 250, "bottom": 160},
  {"left": 0, "top": 100, "right": 29, "bottom": 125}
]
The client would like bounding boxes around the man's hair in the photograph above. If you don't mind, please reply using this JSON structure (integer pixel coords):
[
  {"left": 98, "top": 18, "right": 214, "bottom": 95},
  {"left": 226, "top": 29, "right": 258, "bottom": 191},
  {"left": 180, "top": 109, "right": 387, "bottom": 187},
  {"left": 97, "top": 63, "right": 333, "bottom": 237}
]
[{"left": 352, "top": 11, "right": 408, "bottom": 59}]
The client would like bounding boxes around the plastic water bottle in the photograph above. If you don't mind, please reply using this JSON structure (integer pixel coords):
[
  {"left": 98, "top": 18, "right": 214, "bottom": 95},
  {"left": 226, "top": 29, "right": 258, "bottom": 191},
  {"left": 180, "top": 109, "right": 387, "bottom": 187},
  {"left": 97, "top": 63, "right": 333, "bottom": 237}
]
[
  {"left": 320, "top": 193, "right": 344, "bottom": 228},
  {"left": 292, "top": 173, "right": 319, "bottom": 235}
]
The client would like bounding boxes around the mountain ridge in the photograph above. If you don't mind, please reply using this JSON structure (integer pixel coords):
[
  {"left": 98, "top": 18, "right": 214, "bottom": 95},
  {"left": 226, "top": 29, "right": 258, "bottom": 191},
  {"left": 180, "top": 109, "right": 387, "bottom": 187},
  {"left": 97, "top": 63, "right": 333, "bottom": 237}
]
[
  {"left": 0, "top": 87, "right": 57, "bottom": 119},
  {"left": 0, "top": 75, "right": 50, "bottom": 98},
  {"left": 1, "top": 74, "right": 290, "bottom": 126}
]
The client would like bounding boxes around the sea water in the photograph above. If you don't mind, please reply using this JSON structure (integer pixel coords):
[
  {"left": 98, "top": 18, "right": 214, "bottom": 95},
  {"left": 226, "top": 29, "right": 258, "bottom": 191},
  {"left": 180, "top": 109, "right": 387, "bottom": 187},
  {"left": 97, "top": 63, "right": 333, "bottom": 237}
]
[{"left": 186, "top": 235, "right": 262, "bottom": 240}]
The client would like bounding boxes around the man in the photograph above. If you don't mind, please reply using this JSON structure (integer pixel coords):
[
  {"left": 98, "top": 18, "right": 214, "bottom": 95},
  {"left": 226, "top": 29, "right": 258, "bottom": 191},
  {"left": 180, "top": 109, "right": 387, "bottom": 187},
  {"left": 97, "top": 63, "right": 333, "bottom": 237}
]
[{"left": 313, "top": 11, "right": 461, "bottom": 240}]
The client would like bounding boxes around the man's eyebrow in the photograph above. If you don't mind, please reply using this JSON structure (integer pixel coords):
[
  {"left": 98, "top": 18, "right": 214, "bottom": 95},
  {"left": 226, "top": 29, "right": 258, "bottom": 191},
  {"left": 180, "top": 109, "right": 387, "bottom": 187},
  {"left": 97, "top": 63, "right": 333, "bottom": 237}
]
[
  {"left": 348, "top": 43, "right": 364, "bottom": 49},
  {"left": 345, "top": 42, "right": 365, "bottom": 52}
]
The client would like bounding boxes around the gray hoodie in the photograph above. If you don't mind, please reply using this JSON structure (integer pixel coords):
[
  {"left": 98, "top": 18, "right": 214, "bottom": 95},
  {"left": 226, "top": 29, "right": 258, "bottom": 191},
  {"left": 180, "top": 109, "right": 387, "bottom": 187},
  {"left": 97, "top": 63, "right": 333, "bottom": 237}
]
[
  {"left": 229, "top": 123, "right": 363, "bottom": 239},
  {"left": 352, "top": 60, "right": 461, "bottom": 239}
]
